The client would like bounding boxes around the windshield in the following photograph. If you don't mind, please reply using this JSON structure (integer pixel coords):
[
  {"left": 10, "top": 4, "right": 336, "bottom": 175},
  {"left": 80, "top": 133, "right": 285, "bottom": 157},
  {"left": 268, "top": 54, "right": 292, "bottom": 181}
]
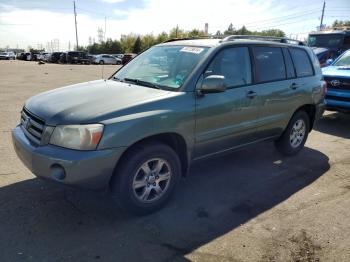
[
  {"left": 0, "top": 52, "right": 8, "bottom": 55},
  {"left": 334, "top": 51, "right": 350, "bottom": 66},
  {"left": 308, "top": 34, "right": 344, "bottom": 48},
  {"left": 112, "top": 45, "right": 210, "bottom": 90}
]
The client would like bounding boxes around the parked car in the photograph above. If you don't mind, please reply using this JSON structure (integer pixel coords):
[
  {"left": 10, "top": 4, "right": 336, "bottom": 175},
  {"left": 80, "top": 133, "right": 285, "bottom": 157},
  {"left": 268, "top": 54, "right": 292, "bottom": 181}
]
[
  {"left": 308, "top": 29, "right": 350, "bottom": 59},
  {"left": 49, "top": 52, "right": 63, "bottom": 63},
  {"left": 59, "top": 52, "right": 67, "bottom": 64},
  {"left": 322, "top": 49, "right": 350, "bottom": 112},
  {"left": 93, "top": 54, "right": 121, "bottom": 65},
  {"left": 122, "top": 53, "right": 136, "bottom": 65},
  {"left": 12, "top": 37, "right": 326, "bottom": 215},
  {"left": 312, "top": 47, "right": 334, "bottom": 67},
  {"left": 37, "top": 52, "right": 49, "bottom": 61},
  {"left": 112, "top": 53, "right": 124, "bottom": 59},
  {"left": 66, "top": 51, "right": 91, "bottom": 64},
  {"left": 0, "top": 51, "right": 16, "bottom": 60}
]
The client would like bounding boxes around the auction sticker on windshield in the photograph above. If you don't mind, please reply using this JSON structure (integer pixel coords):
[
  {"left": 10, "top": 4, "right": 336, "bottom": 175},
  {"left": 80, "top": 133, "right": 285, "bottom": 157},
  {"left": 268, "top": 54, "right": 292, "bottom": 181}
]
[{"left": 180, "top": 47, "right": 204, "bottom": 54}]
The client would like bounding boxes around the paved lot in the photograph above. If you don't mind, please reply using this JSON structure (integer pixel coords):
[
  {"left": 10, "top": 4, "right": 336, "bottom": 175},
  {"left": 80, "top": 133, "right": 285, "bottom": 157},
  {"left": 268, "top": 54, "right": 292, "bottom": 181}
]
[{"left": 0, "top": 60, "right": 349, "bottom": 262}]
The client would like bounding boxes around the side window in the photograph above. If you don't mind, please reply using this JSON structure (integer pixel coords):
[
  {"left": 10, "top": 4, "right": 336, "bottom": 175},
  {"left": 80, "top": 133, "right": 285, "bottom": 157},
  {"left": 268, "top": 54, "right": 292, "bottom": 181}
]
[
  {"left": 253, "top": 46, "right": 286, "bottom": 83},
  {"left": 289, "top": 48, "right": 314, "bottom": 77},
  {"left": 204, "top": 47, "right": 252, "bottom": 88},
  {"left": 282, "top": 48, "right": 296, "bottom": 79},
  {"left": 343, "top": 36, "right": 350, "bottom": 47}
]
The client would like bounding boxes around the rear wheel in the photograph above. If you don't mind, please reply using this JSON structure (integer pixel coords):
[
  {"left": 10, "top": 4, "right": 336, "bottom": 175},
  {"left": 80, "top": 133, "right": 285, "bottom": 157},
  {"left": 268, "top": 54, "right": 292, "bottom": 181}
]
[
  {"left": 275, "top": 110, "right": 310, "bottom": 156},
  {"left": 99, "top": 60, "right": 104, "bottom": 65},
  {"left": 111, "top": 142, "right": 181, "bottom": 215}
]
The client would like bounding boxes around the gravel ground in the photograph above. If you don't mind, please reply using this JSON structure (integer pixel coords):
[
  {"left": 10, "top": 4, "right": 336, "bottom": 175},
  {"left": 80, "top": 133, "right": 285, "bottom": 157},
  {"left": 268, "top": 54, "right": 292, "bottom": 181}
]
[{"left": 0, "top": 60, "right": 349, "bottom": 262}]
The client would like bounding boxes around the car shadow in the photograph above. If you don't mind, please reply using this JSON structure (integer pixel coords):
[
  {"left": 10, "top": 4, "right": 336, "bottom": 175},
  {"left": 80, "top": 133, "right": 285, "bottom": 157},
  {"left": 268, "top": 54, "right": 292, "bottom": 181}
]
[
  {"left": 0, "top": 143, "right": 329, "bottom": 262},
  {"left": 314, "top": 111, "right": 350, "bottom": 139}
]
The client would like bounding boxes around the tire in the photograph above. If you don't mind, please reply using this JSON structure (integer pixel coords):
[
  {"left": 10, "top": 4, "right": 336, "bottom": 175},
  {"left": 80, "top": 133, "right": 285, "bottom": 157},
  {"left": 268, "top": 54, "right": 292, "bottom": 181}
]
[
  {"left": 111, "top": 142, "right": 181, "bottom": 215},
  {"left": 275, "top": 110, "right": 310, "bottom": 156},
  {"left": 99, "top": 60, "right": 104, "bottom": 65}
]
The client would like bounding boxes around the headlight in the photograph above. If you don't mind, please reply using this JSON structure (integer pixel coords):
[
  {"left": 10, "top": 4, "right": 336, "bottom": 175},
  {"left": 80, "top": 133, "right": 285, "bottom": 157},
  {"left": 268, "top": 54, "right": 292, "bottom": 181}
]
[{"left": 50, "top": 124, "right": 104, "bottom": 150}]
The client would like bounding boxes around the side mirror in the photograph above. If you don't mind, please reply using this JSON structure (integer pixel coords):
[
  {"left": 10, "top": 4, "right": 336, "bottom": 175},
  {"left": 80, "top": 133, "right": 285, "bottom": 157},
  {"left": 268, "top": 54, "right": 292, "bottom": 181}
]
[
  {"left": 326, "top": 59, "right": 334, "bottom": 66},
  {"left": 199, "top": 75, "right": 226, "bottom": 94}
]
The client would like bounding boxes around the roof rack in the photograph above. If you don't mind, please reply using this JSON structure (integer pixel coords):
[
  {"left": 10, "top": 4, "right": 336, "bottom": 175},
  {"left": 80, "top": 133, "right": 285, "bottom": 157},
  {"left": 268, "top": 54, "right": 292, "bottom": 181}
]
[
  {"left": 221, "top": 35, "right": 305, "bottom": 45},
  {"left": 162, "top": 36, "right": 220, "bottom": 43}
]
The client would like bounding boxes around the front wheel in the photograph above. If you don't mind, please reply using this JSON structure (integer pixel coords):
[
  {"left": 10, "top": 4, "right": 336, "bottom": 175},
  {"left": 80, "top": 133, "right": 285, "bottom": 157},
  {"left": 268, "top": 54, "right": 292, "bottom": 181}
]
[
  {"left": 275, "top": 110, "right": 310, "bottom": 156},
  {"left": 99, "top": 60, "right": 104, "bottom": 65},
  {"left": 111, "top": 142, "right": 181, "bottom": 215}
]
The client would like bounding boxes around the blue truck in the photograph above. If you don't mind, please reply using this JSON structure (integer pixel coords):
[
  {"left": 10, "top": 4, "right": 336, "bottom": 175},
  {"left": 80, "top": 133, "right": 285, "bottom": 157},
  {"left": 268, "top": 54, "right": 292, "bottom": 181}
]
[{"left": 322, "top": 49, "right": 350, "bottom": 112}]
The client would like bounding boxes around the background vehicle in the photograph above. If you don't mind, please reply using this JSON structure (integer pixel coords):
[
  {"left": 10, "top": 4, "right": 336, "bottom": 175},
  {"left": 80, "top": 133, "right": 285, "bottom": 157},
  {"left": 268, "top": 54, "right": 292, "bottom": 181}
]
[
  {"left": 59, "top": 52, "right": 67, "bottom": 63},
  {"left": 93, "top": 54, "right": 121, "bottom": 65},
  {"left": 312, "top": 47, "right": 334, "bottom": 67},
  {"left": 49, "top": 52, "right": 63, "bottom": 63},
  {"left": 66, "top": 51, "right": 91, "bottom": 64},
  {"left": 308, "top": 29, "right": 350, "bottom": 59},
  {"left": 0, "top": 51, "right": 16, "bottom": 60},
  {"left": 112, "top": 53, "right": 124, "bottom": 59},
  {"left": 12, "top": 37, "right": 325, "bottom": 215},
  {"left": 37, "top": 52, "right": 49, "bottom": 61},
  {"left": 322, "top": 49, "right": 350, "bottom": 112},
  {"left": 122, "top": 53, "right": 136, "bottom": 65}
]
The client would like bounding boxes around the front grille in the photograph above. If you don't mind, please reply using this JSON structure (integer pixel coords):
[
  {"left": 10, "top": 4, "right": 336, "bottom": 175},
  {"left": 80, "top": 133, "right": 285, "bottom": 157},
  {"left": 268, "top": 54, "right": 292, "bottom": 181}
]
[
  {"left": 326, "top": 95, "right": 350, "bottom": 103},
  {"left": 324, "top": 76, "right": 350, "bottom": 91},
  {"left": 20, "top": 108, "right": 45, "bottom": 145}
]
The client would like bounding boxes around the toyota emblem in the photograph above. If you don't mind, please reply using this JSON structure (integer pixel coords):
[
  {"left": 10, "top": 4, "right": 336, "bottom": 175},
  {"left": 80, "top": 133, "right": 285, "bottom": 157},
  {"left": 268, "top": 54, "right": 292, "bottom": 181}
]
[{"left": 330, "top": 80, "right": 341, "bottom": 87}]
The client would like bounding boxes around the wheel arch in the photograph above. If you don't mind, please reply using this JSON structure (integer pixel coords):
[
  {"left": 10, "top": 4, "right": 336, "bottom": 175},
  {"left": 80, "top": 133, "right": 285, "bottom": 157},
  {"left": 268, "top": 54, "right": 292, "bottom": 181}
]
[
  {"left": 109, "top": 132, "right": 190, "bottom": 189},
  {"left": 293, "top": 104, "right": 316, "bottom": 132}
]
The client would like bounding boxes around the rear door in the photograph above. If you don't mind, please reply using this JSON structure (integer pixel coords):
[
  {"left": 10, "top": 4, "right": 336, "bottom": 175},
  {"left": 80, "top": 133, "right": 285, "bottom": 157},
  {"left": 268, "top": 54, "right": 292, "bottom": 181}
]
[
  {"left": 252, "top": 46, "right": 298, "bottom": 139},
  {"left": 194, "top": 46, "right": 261, "bottom": 158}
]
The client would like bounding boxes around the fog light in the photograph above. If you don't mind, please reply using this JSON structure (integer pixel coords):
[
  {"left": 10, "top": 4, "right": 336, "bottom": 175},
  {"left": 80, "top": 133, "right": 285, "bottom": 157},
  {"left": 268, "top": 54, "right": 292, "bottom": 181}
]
[{"left": 50, "top": 164, "right": 66, "bottom": 181}]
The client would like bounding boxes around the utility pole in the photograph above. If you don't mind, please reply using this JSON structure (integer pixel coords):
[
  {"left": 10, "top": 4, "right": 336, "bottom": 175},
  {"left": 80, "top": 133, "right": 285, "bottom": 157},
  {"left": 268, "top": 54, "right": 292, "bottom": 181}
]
[
  {"left": 175, "top": 24, "right": 178, "bottom": 38},
  {"left": 320, "top": 0, "right": 325, "bottom": 30},
  {"left": 73, "top": 1, "right": 79, "bottom": 50}
]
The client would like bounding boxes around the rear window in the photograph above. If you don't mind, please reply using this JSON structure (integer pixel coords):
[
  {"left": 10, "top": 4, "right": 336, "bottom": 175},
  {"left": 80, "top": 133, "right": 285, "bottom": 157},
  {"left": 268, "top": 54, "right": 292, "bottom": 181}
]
[
  {"left": 289, "top": 48, "right": 314, "bottom": 77},
  {"left": 253, "top": 46, "right": 286, "bottom": 83}
]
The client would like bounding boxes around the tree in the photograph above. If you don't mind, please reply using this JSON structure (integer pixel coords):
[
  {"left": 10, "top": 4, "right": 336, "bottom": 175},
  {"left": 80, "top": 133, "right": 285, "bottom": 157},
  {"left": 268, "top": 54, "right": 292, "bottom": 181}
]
[
  {"left": 224, "top": 23, "right": 235, "bottom": 35},
  {"left": 187, "top": 29, "right": 206, "bottom": 38},
  {"left": 120, "top": 34, "right": 138, "bottom": 53},
  {"left": 132, "top": 36, "right": 142, "bottom": 54},
  {"left": 169, "top": 27, "right": 187, "bottom": 39},
  {"left": 259, "top": 29, "right": 285, "bottom": 37},
  {"left": 332, "top": 20, "right": 350, "bottom": 27},
  {"left": 156, "top": 32, "right": 169, "bottom": 43}
]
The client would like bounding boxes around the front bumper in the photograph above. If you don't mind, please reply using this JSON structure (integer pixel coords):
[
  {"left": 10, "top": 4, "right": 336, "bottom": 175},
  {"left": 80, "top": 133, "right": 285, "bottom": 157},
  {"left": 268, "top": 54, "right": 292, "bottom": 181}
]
[
  {"left": 325, "top": 89, "right": 350, "bottom": 111},
  {"left": 12, "top": 125, "right": 126, "bottom": 190}
]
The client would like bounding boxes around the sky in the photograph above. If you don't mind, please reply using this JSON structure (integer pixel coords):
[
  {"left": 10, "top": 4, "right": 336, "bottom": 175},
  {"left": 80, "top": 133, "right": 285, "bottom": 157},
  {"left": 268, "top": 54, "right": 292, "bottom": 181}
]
[{"left": 0, "top": 0, "right": 349, "bottom": 51}]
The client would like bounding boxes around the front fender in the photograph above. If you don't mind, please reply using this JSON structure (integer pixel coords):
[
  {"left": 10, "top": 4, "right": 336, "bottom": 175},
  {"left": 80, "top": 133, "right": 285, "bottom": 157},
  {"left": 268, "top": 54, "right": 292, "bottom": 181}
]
[{"left": 97, "top": 94, "right": 195, "bottom": 151}]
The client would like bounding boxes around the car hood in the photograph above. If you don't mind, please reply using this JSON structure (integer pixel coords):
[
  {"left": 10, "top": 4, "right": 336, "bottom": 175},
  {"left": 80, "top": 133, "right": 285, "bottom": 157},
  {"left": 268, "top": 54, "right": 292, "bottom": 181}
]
[
  {"left": 25, "top": 80, "right": 173, "bottom": 125},
  {"left": 322, "top": 66, "right": 350, "bottom": 77}
]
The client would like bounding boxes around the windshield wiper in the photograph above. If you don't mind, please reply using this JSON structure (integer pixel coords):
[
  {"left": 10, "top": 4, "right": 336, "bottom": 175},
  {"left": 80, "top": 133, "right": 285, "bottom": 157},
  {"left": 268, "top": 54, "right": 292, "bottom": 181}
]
[{"left": 123, "top": 78, "right": 161, "bottom": 89}]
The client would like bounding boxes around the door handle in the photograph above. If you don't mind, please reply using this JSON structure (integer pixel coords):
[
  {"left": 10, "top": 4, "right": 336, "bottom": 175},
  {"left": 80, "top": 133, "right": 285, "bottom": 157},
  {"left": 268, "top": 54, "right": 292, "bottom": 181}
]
[
  {"left": 246, "top": 90, "right": 257, "bottom": 99},
  {"left": 290, "top": 83, "right": 300, "bottom": 90}
]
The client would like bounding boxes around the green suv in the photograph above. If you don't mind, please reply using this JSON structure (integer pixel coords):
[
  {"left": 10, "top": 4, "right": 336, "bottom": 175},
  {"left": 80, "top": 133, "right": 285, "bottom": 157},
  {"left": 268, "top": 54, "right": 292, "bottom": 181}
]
[{"left": 12, "top": 37, "right": 326, "bottom": 214}]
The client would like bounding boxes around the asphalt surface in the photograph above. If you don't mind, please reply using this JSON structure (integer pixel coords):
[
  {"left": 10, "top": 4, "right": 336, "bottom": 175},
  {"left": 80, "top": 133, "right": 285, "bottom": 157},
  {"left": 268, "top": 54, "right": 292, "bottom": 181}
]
[{"left": 0, "top": 60, "right": 349, "bottom": 262}]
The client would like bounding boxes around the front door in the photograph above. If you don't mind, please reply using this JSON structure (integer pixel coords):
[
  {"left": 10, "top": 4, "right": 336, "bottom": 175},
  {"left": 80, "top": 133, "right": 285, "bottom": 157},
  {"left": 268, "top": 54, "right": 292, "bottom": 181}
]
[{"left": 194, "top": 46, "right": 260, "bottom": 158}]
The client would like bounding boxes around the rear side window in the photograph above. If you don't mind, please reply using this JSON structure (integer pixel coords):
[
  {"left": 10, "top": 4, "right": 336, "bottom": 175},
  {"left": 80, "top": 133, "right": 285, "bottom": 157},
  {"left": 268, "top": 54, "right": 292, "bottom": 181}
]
[
  {"left": 282, "top": 48, "right": 296, "bottom": 79},
  {"left": 253, "top": 46, "right": 286, "bottom": 83},
  {"left": 205, "top": 47, "right": 252, "bottom": 88},
  {"left": 289, "top": 48, "right": 314, "bottom": 77}
]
